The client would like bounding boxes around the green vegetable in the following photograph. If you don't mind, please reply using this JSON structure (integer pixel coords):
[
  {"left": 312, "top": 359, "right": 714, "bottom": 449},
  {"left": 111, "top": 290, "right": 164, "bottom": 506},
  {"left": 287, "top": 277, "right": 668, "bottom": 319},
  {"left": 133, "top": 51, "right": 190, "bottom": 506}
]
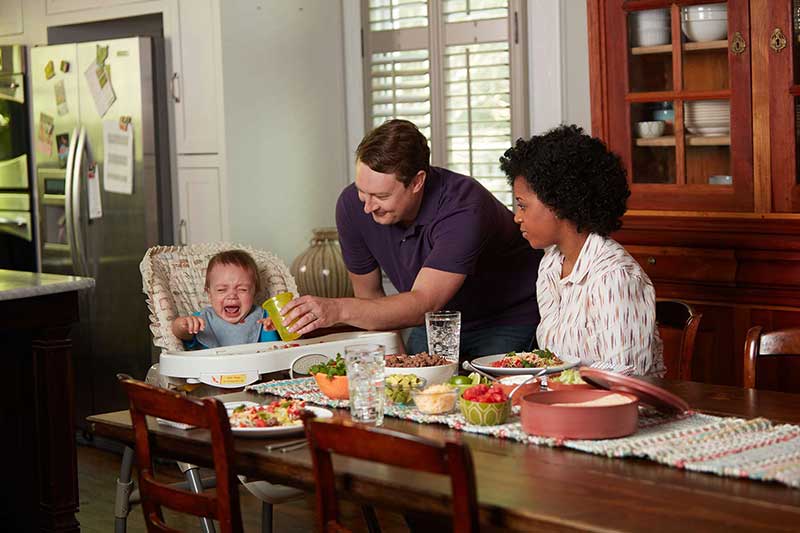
[
  {"left": 449, "top": 375, "right": 472, "bottom": 386},
  {"left": 385, "top": 374, "right": 423, "bottom": 404},
  {"left": 551, "top": 368, "right": 585, "bottom": 384},
  {"left": 468, "top": 372, "right": 491, "bottom": 385},
  {"left": 309, "top": 354, "right": 347, "bottom": 380}
]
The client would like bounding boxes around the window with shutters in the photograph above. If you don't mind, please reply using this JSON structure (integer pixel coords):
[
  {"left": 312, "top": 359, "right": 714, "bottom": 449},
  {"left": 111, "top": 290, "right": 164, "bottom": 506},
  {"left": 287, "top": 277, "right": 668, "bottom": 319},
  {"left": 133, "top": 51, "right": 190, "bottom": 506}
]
[{"left": 363, "top": 0, "right": 528, "bottom": 208}]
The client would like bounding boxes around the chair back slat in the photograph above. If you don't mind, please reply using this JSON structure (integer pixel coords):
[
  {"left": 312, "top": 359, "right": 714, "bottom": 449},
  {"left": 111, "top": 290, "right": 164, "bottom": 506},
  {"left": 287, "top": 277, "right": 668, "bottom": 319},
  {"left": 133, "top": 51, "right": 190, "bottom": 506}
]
[
  {"left": 656, "top": 300, "right": 702, "bottom": 380},
  {"left": 744, "top": 326, "right": 800, "bottom": 392},
  {"left": 120, "top": 377, "right": 244, "bottom": 533},
  {"left": 304, "top": 418, "right": 479, "bottom": 533}
]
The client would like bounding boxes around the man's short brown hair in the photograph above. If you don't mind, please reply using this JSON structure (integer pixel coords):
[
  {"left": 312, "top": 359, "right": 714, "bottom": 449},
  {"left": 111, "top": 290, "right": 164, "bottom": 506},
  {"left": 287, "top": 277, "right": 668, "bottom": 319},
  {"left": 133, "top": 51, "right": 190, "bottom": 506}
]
[
  {"left": 356, "top": 119, "right": 430, "bottom": 186},
  {"left": 205, "top": 250, "right": 260, "bottom": 294}
]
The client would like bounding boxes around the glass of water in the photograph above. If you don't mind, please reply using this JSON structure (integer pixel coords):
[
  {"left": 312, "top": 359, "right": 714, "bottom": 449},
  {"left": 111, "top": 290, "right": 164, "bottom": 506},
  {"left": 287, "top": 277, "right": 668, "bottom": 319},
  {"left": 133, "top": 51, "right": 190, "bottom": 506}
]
[
  {"left": 344, "top": 343, "right": 386, "bottom": 426},
  {"left": 425, "top": 310, "right": 461, "bottom": 363}
]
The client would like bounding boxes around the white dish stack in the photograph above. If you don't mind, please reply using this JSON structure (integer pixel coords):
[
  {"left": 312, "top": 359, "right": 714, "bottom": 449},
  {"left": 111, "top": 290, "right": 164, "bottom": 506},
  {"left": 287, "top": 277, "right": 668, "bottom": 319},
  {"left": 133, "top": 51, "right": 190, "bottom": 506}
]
[
  {"left": 630, "top": 9, "right": 671, "bottom": 47},
  {"left": 682, "top": 3, "right": 728, "bottom": 42},
  {"left": 684, "top": 100, "right": 730, "bottom": 135}
]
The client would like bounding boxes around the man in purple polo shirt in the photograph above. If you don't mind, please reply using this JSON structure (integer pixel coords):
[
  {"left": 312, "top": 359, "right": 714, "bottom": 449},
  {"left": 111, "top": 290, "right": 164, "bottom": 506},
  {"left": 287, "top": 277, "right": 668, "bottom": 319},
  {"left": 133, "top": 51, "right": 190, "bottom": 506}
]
[{"left": 279, "top": 119, "right": 541, "bottom": 359}]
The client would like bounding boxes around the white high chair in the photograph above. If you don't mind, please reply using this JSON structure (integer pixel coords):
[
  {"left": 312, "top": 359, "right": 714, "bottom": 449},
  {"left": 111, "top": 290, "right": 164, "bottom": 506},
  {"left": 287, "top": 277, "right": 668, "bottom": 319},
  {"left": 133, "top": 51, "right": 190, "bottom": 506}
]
[{"left": 114, "top": 243, "right": 303, "bottom": 533}]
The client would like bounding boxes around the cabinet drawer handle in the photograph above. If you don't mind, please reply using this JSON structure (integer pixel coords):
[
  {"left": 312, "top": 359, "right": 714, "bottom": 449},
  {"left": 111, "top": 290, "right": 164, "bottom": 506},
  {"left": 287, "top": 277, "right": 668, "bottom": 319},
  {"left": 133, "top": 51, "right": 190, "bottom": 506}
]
[
  {"left": 647, "top": 257, "right": 656, "bottom": 265},
  {"left": 178, "top": 219, "right": 187, "bottom": 245},
  {"left": 730, "top": 31, "right": 747, "bottom": 55},
  {"left": 770, "top": 28, "right": 787, "bottom": 53},
  {"left": 171, "top": 72, "right": 181, "bottom": 103}
]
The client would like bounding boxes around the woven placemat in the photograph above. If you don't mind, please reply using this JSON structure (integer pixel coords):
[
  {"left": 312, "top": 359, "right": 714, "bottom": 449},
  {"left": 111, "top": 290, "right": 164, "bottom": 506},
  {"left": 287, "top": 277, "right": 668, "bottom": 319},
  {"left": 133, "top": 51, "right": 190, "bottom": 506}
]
[{"left": 247, "top": 377, "right": 800, "bottom": 489}]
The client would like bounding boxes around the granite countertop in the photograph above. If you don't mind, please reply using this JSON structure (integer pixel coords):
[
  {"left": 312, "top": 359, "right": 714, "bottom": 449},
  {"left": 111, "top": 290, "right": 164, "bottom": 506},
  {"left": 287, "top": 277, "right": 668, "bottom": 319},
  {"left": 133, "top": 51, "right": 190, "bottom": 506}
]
[{"left": 0, "top": 269, "right": 95, "bottom": 301}]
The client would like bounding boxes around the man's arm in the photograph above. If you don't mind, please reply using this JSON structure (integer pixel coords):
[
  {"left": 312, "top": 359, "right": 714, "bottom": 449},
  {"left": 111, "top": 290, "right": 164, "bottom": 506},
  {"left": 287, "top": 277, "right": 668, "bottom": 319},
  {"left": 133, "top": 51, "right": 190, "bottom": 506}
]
[
  {"left": 350, "top": 267, "right": 386, "bottom": 300},
  {"left": 281, "top": 267, "right": 466, "bottom": 334}
]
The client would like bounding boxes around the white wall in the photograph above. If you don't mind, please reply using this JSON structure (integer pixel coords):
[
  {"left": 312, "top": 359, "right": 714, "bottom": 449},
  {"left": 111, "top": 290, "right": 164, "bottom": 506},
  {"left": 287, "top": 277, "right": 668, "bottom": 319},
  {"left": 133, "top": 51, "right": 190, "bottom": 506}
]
[
  {"left": 562, "top": 0, "right": 591, "bottom": 132},
  {"left": 528, "top": 0, "right": 591, "bottom": 135},
  {"left": 220, "top": 0, "right": 350, "bottom": 266}
]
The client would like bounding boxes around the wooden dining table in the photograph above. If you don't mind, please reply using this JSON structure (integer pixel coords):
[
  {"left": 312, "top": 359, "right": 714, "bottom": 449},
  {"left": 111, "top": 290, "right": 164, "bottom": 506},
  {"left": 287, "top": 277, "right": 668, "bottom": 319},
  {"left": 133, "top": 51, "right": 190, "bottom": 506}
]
[{"left": 88, "top": 378, "right": 800, "bottom": 531}]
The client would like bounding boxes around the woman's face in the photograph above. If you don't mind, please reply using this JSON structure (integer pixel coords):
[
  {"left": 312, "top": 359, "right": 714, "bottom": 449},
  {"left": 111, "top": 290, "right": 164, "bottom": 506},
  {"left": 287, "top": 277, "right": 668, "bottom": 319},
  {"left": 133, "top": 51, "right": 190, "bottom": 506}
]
[{"left": 512, "top": 176, "right": 564, "bottom": 249}]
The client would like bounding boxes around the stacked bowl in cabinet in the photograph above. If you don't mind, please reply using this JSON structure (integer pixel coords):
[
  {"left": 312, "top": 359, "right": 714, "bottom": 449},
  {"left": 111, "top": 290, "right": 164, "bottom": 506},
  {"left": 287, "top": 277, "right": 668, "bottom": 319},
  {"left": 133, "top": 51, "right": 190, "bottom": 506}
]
[
  {"left": 630, "top": 9, "right": 671, "bottom": 47},
  {"left": 684, "top": 100, "right": 730, "bottom": 135},
  {"left": 682, "top": 3, "right": 727, "bottom": 42}
]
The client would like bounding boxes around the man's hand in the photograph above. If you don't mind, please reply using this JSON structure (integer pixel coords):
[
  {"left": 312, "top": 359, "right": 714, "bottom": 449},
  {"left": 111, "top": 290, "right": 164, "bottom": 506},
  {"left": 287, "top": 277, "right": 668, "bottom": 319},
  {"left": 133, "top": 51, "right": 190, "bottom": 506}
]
[{"left": 281, "top": 295, "right": 343, "bottom": 336}]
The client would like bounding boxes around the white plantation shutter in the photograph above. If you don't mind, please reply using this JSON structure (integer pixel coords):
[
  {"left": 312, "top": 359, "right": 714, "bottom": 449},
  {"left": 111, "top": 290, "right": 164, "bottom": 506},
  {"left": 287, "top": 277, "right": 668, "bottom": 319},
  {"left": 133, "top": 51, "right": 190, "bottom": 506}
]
[
  {"left": 445, "top": 42, "right": 512, "bottom": 206},
  {"left": 363, "top": 0, "right": 527, "bottom": 208},
  {"left": 370, "top": 50, "right": 432, "bottom": 140}
]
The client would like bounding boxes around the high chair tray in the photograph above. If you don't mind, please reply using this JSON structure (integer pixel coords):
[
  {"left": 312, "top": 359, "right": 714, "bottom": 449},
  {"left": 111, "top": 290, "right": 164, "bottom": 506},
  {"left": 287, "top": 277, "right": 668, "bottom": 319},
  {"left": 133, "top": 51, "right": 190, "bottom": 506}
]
[{"left": 158, "top": 330, "right": 404, "bottom": 388}]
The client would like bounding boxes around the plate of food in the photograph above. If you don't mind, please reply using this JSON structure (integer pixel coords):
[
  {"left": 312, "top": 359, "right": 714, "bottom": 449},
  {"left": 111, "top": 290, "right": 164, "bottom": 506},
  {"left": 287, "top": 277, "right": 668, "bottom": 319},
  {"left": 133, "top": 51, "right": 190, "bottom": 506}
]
[
  {"left": 225, "top": 399, "right": 333, "bottom": 437},
  {"left": 470, "top": 349, "right": 579, "bottom": 376}
]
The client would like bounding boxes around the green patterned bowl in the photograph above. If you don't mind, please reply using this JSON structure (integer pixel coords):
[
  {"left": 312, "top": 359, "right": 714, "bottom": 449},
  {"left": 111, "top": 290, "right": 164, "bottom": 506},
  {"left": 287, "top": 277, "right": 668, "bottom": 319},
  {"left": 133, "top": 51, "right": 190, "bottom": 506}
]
[{"left": 460, "top": 397, "right": 510, "bottom": 426}]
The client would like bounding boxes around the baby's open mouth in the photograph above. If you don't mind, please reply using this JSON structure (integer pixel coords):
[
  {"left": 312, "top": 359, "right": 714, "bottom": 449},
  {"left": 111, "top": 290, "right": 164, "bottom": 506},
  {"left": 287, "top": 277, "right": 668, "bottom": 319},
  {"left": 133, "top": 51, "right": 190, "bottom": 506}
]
[{"left": 223, "top": 304, "right": 241, "bottom": 317}]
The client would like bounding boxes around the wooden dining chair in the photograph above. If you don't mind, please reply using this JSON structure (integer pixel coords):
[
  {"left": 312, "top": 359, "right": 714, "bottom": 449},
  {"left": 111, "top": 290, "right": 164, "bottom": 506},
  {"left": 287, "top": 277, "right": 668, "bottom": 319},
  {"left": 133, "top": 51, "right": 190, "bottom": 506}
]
[
  {"left": 119, "top": 376, "right": 244, "bottom": 533},
  {"left": 303, "top": 417, "right": 479, "bottom": 533},
  {"left": 744, "top": 326, "right": 800, "bottom": 392},
  {"left": 656, "top": 300, "right": 702, "bottom": 380}
]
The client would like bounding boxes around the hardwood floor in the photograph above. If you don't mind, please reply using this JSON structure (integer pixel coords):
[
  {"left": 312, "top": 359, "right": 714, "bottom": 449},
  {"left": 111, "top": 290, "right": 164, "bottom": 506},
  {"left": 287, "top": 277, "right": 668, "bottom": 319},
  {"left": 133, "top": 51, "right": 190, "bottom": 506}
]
[{"left": 76, "top": 442, "right": 409, "bottom": 532}]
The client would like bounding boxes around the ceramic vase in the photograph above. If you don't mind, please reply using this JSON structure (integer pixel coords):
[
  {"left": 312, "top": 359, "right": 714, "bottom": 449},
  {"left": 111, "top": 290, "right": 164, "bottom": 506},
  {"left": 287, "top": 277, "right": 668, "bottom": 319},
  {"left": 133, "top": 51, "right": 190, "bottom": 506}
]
[{"left": 291, "top": 227, "right": 353, "bottom": 298}]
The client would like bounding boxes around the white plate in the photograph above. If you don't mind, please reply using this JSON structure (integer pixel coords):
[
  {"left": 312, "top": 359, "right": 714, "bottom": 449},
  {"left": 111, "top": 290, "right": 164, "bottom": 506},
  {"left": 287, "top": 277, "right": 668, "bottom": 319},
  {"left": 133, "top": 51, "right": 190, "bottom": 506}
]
[
  {"left": 470, "top": 354, "right": 580, "bottom": 376},
  {"left": 224, "top": 401, "right": 333, "bottom": 438}
]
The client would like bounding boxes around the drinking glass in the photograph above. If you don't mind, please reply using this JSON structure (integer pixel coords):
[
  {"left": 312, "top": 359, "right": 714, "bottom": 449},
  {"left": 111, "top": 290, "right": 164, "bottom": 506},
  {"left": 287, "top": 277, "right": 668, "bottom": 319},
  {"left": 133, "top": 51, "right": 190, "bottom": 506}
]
[
  {"left": 344, "top": 343, "right": 386, "bottom": 425},
  {"left": 425, "top": 310, "right": 461, "bottom": 363},
  {"left": 261, "top": 291, "right": 301, "bottom": 341}
]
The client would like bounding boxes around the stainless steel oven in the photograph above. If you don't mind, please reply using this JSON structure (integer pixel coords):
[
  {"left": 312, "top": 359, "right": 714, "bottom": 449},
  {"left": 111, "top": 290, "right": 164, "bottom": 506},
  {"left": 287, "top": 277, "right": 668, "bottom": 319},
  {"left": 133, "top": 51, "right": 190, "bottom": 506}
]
[{"left": 0, "top": 45, "right": 34, "bottom": 271}]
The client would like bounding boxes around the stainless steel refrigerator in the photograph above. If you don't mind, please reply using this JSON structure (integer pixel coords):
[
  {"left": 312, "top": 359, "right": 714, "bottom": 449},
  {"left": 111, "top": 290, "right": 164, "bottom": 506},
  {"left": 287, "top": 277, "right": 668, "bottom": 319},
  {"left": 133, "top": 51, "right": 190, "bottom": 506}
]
[{"left": 30, "top": 37, "right": 172, "bottom": 424}]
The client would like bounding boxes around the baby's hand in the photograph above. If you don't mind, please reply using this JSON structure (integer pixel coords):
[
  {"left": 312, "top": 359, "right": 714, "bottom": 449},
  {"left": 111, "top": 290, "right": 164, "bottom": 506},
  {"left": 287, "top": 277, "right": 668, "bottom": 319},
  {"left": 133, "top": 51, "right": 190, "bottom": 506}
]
[
  {"left": 257, "top": 316, "right": 275, "bottom": 331},
  {"left": 181, "top": 315, "right": 205, "bottom": 335}
]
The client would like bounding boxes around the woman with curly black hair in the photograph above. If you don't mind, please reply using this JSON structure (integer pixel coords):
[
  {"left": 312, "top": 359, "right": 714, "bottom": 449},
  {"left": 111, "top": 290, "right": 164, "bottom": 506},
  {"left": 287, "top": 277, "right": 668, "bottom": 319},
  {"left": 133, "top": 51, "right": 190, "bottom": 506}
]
[{"left": 500, "top": 125, "right": 664, "bottom": 376}]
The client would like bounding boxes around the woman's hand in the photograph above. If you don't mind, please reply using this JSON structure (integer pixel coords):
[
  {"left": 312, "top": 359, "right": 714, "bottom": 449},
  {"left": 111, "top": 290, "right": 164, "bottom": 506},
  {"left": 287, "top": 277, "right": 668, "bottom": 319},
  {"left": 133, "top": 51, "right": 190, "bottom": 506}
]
[{"left": 280, "top": 295, "right": 342, "bottom": 336}]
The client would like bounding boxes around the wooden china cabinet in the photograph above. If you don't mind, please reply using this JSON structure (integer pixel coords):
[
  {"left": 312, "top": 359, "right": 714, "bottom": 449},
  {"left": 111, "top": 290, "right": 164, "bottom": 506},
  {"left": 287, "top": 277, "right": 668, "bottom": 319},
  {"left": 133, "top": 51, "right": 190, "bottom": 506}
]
[{"left": 587, "top": 0, "right": 800, "bottom": 385}]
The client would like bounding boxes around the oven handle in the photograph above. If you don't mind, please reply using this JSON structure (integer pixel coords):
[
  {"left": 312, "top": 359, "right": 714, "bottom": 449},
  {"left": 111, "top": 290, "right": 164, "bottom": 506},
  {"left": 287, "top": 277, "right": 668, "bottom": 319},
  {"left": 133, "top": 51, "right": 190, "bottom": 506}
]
[{"left": 64, "top": 126, "right": 82, "bottom": 276}]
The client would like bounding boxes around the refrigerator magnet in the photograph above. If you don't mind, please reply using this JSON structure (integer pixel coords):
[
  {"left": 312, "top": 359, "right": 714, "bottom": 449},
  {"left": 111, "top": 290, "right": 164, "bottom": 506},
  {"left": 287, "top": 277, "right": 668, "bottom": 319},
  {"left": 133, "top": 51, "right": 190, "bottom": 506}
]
[
  {"left": 60, "top": 60, "right": 70, "bottom": 73},
  {"left": 54, "top": 80, "right": 69, "bottom": 116},
  {"left": 56, "top": 133, "right": 70, "bottom": 169},
  {"left": 44, "top": 60, "right": 55, "bottom": 80},
  {"left": 96, "top": 44, "right": 109, "bottom": 65},
  {"left": 36, "top": 113, "right": 54, "bottom": 156},
  {"left": 118, "top": 116, "right": 131, "bottom": 131}
]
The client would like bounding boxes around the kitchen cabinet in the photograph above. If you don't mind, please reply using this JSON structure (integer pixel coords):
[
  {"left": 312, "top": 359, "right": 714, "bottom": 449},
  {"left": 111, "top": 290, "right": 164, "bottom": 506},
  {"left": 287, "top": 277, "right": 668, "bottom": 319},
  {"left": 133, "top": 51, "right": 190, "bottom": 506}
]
[
  {"left": 588, "top": 0, "right": 800, "bottom": 385},
  {"left": 177, "top": 166, "right": 222, "bottom": 244},
  {"left": 170, "top": 0, "right": 220, "bottom": 154}
]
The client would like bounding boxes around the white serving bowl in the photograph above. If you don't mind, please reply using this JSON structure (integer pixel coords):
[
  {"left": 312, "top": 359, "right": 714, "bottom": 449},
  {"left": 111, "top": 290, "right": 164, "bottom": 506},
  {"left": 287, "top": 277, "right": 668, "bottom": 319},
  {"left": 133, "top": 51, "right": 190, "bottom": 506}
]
[
  {"left": 635, "top": 120, "right": 665, "bottom": 138},
  {"left": 682, "top": 18, "right": 727, "bottom": 41},
  {"left": 632, "top": 28, "right": 670, "bottom": 47},
  {"left": 384, "top": 362, "right": 457, "bottom": 385},
  {"left": 636, "top": 8, "right": 670, "bottom": 21},
  {"left": 684, "top": 3, "right": 727, "bottom": 20},
  {"left": 708, "top": 174, "right": 733, "bottom": 185}
]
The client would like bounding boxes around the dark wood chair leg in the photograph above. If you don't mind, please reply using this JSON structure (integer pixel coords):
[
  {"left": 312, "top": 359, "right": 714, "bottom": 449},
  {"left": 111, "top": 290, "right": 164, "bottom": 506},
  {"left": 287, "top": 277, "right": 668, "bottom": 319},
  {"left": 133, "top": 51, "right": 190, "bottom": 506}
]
[
  {"left": 361, "top": 504, "right": 382, "bottom": 533},
  {"left": 262, "top": 502, "right": 274, "bottom": 533}
]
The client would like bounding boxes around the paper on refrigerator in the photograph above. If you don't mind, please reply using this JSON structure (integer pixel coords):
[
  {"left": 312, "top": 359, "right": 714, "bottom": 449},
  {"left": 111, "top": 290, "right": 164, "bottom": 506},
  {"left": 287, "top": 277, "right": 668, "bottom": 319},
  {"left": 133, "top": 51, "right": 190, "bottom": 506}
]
[
  {"left": 102, "top": 120, "right": 134, "bottom": 195},
  {"left": 87, "top": 163, "right": 103, "bottom": 219},
  {"left": 84, "top": 62, "right": 115, "bottom": 117}
]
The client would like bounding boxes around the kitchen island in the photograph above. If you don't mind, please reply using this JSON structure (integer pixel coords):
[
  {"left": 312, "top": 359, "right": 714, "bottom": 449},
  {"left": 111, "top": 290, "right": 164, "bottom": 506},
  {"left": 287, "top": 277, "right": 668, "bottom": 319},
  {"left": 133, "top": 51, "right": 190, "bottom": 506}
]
[{"left": 0, "top": 269, "right": 94, "bottom": 532}]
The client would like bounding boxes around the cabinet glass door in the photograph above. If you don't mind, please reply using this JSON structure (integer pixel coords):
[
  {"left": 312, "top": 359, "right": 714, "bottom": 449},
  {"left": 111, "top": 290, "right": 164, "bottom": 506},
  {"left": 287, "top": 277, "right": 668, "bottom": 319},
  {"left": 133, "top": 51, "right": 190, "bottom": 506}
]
[
  {"left": 605, "top": 0, "right": 753, "bottom": 211},
  {"left": 769, "top": 0, "right": 800, "bottom": 211}
]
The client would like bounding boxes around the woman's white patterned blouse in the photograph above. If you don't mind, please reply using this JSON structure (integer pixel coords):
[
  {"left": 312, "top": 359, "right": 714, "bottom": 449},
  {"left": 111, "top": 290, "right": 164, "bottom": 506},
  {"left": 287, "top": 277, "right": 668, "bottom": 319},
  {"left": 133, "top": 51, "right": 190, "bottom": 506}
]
[{"left": 536, "top": 233, "right": 665, "bottom": 376}]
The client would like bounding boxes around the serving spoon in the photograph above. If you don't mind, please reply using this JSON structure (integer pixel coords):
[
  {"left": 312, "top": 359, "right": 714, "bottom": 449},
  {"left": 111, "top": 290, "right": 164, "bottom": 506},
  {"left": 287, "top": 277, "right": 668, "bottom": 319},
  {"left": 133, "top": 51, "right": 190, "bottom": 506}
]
[
  {"left": 507, "top": 368, "right": 548, "bottom": 403},
  {"left": 461, "top": 360, "right": 498, "bottom": 382}
]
